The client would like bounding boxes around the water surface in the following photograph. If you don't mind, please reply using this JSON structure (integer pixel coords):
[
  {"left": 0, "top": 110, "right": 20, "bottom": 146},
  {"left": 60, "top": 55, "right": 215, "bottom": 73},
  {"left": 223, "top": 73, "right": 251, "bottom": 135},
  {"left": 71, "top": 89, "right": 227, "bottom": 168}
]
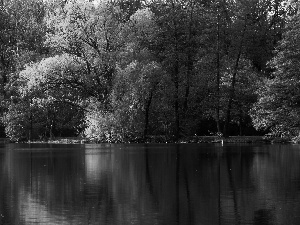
[{"left": 0, "top": 143, "right": 300, "bottom": 225}]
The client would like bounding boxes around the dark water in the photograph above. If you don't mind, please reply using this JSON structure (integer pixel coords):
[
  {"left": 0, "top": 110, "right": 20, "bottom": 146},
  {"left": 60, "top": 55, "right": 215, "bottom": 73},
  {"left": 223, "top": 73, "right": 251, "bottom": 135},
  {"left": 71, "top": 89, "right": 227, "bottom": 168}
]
[{"left": 1, "top": 143, "right": 300, "bottom": 225}]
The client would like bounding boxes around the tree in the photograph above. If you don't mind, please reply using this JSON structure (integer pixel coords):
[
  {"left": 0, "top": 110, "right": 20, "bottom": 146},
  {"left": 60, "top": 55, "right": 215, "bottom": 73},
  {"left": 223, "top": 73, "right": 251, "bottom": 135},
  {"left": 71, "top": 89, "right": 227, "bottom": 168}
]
[
  {"left": 0, "top": 0, "right": 46, "bottom": 90},
  {"left": 202, "top": 0, "right": 286, "bottom": 136},
  {"left": 0, "top": 0, "right": 47, "bottom": 138},
  {"left": 147, "top": 0, "right": 208, "bottom": 140},
  {"left": 4, "top": 54, "right": 87, "bottom": 140},
  {"left": 251, "top": 4, "right": 300, "bottom": 137},
  {"left": 45, "top": 0, "right": 129, "bottom": 107},
  {"left": 84, "top": 7, "right": 162, "bottom": 142},
  {"left": 1, "top": 0, "right": 290, "bottom": 141}
]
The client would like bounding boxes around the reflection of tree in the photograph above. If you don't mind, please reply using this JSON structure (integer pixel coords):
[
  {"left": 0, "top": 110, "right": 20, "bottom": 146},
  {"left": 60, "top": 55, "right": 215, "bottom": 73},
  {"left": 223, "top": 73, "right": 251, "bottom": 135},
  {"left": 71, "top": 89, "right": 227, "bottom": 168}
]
[
  {"left": 218, "top": 148, "right": 222, "bottom": 225},
  {"left": 0, "top": 145, "right": 86, "bottom": 224},
  {"left": 250, "top": 145, "right": 300, "bottom": 225},
  {"left": 145, "top": 147, "right": 154, "bottom": 197},
  {"left": 0, "top": 145, "right": 25, "bottom": 225},
  {"left": 254, "top": 209, "right": 274, "bottom": 225},
  {"left": 176, "top": 145, "right": 179, "bottom": 224},
  {"left": 0, "top": 167, "right": 16, "bottom": 225},
  {"left": 183, "top": 150, "right": 194, "bottom": 225},
  {"left": 226, "top": 150, "right": 241, "bottom": 225},
  {"left": 2, "top": 144, "right": 300, "bottom": 224}
]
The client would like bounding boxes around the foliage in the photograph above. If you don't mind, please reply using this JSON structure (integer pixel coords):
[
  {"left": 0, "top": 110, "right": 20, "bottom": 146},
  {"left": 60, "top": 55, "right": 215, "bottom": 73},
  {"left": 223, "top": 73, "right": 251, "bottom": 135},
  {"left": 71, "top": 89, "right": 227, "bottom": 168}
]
[
  {"left": 0, "top": 0, "right": 294, "bottom": 141},
  {"left": 251, "top": 8, "right": 300, "bottom": 137},
  {"left": 3, "top": 101, "right": 30, "bottom": 141},
  {"left": 4, "top": 53, "right": 87, "bottom": 140}
]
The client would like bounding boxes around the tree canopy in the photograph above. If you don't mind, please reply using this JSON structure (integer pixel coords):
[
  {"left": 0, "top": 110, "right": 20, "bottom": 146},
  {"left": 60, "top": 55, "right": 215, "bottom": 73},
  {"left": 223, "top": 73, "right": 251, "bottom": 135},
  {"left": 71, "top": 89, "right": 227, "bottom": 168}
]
[
  {"left": 1, "top": 0, "right": 297, "bottom": 142},
  {"left": 251, "top": 4, "right": 300, "bottom": 137}
]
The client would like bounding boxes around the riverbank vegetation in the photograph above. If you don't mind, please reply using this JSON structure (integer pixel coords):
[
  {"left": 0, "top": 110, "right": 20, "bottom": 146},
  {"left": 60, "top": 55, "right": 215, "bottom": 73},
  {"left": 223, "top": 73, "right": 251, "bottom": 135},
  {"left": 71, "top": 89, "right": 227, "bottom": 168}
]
[{"left": 0, "top": 0, "right": 299, "bottom": 143}]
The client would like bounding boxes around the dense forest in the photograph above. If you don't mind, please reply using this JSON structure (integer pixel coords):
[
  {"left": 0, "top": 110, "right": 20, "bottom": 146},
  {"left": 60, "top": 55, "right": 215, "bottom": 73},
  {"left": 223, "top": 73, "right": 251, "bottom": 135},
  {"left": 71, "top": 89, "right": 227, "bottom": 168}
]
[{"left": 0, "top": 0, "right": 299, "bottom": 142}]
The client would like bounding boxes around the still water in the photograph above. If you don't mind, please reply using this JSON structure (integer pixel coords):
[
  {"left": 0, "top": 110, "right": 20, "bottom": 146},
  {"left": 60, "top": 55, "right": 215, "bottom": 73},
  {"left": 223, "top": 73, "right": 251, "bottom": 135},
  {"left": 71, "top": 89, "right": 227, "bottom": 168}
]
[{"left": 0, "top": 143, "right": 300, "bottom": 225}]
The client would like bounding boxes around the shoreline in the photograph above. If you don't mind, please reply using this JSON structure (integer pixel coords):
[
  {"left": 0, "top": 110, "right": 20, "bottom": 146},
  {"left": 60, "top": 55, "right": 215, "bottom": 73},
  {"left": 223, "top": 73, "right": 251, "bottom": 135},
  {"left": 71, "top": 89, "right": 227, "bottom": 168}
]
[{"left": 3, "top": 135, "right": 295, "bottom": 144}]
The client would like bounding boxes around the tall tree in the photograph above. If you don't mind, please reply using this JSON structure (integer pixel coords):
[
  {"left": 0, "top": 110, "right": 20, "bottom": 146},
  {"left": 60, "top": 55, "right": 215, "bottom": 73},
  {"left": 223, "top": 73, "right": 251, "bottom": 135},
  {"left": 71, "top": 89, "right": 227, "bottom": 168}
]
[
  {"left": 208, "top": 0, "right": 286, "bottom": 136},
  {"left": 251, "top": 3, "right": 300, "bottom": 137},
  {"left": 45, "top": 0, "right": 131, "bottom": 107},
  {"left": 148, "top": 0, "right": 207, "bottom": 140},
  {"left": 0, "top": 0, "right": 46, "bottom": 137}
]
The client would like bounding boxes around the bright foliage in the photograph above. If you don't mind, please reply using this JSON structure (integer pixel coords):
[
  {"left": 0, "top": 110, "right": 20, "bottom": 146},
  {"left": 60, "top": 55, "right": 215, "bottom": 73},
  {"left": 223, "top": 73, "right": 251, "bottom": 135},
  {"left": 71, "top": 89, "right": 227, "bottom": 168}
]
[{"left": 1, "top": 0, "right": 295, "bottom": 141}]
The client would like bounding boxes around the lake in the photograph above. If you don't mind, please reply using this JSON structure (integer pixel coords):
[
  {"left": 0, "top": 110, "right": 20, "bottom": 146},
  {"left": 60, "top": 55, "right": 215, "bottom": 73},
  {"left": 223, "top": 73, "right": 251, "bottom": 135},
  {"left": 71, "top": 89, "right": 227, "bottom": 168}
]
[{"left": 0, "top": 143, "right": 300, "bottom": 225}]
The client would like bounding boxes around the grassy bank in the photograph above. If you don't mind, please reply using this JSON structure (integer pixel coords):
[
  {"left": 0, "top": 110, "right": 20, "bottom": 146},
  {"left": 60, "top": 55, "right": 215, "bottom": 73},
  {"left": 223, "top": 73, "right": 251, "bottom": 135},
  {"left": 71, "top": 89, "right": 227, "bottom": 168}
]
[
  {"left": 179, "top": 136, "right": 267, "bottom": 144},
  {"left": 144, "top": 135, "right": 291, "bottom": 144},
  {"left": 6, "top": 135, "right": 294, "bottom": 144}
]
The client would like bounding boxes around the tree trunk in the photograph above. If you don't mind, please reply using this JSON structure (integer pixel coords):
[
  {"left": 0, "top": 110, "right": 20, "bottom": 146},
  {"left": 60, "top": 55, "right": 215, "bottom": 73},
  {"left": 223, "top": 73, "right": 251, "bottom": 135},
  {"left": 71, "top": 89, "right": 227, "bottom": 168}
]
[
  {"left": 223, "top": 20, "right": 247, "bottom": 137},
  {"left": 174, "top": 60, "right": 180, "bottom": 141},
  {"left": 216, "top": 3, "right": 221, "bottom": 133},
  {"left": 239, "top": 108, "right": 243, "bottom": 136},
  {"left": 223, "top": 52, "right": 241, "bottom": 137},
  {"left": 171, "top": 0, "right": 180, "bottom": 141},
  {"left": 183, "top": 1, "right": 196, "bottom": 119},
  {"left": 29, "top": 98, "right": 33, "bottom": 141},
  {"left": 183, "top": 55, "right": 192, "bottom": 118},
  {"left": 144, "top": 89, "right": 154, "bottom": 139}
]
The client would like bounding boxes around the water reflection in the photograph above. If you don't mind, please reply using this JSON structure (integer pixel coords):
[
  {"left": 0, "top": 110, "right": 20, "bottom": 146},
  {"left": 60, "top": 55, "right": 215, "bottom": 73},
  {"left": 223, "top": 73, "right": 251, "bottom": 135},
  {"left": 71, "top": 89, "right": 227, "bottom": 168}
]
[{"left": 1, "top": 143, "right": 300, "bottom": 224}]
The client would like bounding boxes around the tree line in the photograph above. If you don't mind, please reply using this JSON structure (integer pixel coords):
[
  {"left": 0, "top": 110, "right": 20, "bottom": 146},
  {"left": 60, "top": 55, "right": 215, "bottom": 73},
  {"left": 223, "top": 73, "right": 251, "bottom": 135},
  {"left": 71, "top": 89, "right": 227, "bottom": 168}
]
[{"left": 0, "top": 0, "right": 298, "bottom": 142}]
